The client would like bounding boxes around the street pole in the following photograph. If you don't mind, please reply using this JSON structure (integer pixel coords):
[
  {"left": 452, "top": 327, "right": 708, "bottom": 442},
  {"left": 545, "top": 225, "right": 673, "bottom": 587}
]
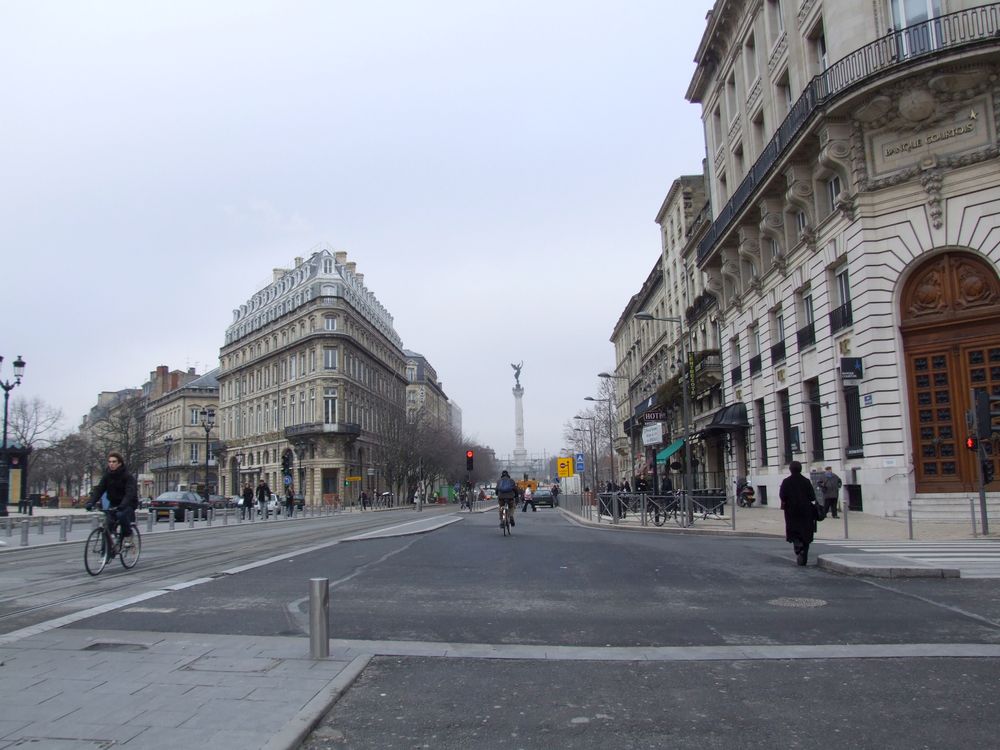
[
  {"left": 200, "top": 409, "right": 215, "bottom": 500},
  {"left": 0, "top": 356, "right": 26, "bottom": 518}
]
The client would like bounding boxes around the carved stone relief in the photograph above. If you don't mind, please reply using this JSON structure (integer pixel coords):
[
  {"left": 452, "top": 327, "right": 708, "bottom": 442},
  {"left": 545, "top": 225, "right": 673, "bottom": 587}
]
[{"left": 902, "top": 252, "right": 1000, "bottom": 324}]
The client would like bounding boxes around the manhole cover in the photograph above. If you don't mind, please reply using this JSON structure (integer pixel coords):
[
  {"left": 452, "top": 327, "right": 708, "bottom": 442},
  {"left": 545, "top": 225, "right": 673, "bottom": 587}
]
[
  {"left": 767, "top": 597, "right": 828, "bottom": 608},
  {"left": 82, "top": 642, "right": 149, "bottom": 652}
]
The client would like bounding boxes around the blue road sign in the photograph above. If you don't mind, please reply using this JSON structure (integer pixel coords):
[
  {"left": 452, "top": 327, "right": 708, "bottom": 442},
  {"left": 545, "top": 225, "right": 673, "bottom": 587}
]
[
  {"left": 283, "top": 475, "right": 292, "bottom": 486},
  {"left": 575, "top": 452, "right": 586, "bottom": 472}
]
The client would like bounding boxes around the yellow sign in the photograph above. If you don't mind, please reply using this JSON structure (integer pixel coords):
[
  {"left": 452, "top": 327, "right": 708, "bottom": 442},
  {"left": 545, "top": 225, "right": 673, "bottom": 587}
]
[
  {"left": 346, "top": 476, "right": 363, "bottom": 481},
  {"left": 557, "top": 457, "right": 574, "bottom": 478}
]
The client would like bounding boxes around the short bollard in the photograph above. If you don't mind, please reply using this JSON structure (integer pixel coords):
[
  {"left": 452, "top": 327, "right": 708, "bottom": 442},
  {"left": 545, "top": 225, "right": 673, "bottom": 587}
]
[
  {"left": 207, "top": 509, "right": 213, "bottom": 527},
  {"left": 59, "top": 517, "right": 68, "bottom": 542},
  {"left": 169, "top": 511, "right": 175, "bottom": 530},
  {"left": 222, "top": 508, "right": 228, "bottom": 526},
  {"left": 68, "top": 515, "right": 74, "bottom": 533},
  {"left": 37, "top": 516, "right": 44, "bottom": 535},
  {"left": 309, "top": 577, "right": 330, "bottom": 659},
  {"left": 146, "top": 512, "right": 154, "bottom": 532},
  {"left": 20, "top": 520, "right": 29, "bottom": 546},
  {"left": 187, "top": 510, "right": 194, "bottom": 528},
  {"left": 5, "top": 517, "right": 13, "bottom": 537}
]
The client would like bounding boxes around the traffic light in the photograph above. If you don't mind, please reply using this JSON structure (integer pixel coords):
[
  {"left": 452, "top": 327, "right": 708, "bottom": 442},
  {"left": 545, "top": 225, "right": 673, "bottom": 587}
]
[
  {"left": 466, "top": 450, "right": 474, "bottom": 471},
  {"left": 966, "top": 436, "right": 978, "bottom": 451},
  {"left": 974, "top": 389, "right": 1000, "bottom": 439},
  {"left": 983, "top": 460, "right": 995, "bottom": 484},
  {"left": 281, "top": 452, "right": 292, "bottom": 473}
]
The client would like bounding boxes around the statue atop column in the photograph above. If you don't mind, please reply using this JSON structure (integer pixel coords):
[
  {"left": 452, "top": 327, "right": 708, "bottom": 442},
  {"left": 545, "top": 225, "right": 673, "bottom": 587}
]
[{"left": 511, "top": 360, "right": 523, "bottom": 388}]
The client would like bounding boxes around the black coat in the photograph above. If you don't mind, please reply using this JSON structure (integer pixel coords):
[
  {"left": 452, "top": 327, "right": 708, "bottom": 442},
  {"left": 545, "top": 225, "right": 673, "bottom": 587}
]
[
  {"left": 779, "top": 472, "right": 816, "bottom": 544},
  {"left": 256, "top": 483, "right": 271, "bottom": 502},
  {"left": 90, "top": 465, "right": 138, "bottom": 510}
]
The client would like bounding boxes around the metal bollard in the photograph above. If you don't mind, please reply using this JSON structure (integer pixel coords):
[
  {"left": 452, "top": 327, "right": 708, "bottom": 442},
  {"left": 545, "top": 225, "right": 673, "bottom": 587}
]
[
  {"left": 207, "top": 508, "right": 213, "bottom": 527},
  {"left": 187, "top": 510, "right": 194, "bottom": 528},
  {"left": 147, "top": 512, "right": 154, "bottom": 532},
  {"left": 5, "top": 517, "right": 12, "bottom": 537},
  {"left": 222, "top": 508, "right": 228, "bottom": 526},
  {"left": 68, "top": 515, "right": 75, "bottom": 533},
  {"left": 169, "top": 511, "right": 176, "bottom": 530},
  {"left": 37, "top": 516, "right": 44, "bottom": 535},
  {"left": 59, "top": 517, "right": 67, "bottom": 542},
  {"left": 20, "top": 520, "right": 28, "bottom": 546},
  {"left": 309, "top": 578, "right": 330, "bottom": 659}
]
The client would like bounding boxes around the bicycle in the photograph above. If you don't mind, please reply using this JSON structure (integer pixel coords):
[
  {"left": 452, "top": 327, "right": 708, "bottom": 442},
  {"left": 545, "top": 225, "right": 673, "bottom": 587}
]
[
  {"left": 647, "top": 494, "right": 680, "bottom": 527},
  {"left": 84, "top": 508, "right": 141, "bottom": 576},
  {"left": 499, "top": 499, "right": 512, "bottom": 536}
]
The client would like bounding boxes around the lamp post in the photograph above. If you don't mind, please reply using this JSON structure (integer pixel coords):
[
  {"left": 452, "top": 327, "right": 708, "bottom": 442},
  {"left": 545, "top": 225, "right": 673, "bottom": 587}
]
[
  {"left": 235, "top": 450, "right": 244, "bottom": 498},
  {"left": 573, "top": 417, "right": 598, "bottom": 491},
  {"left": 634, "top": 312, "right": 691, "bottom": 505},
  {"left": 0, "top": 355, "right": 26, "bottom": 517},
  {"left": 199, "top": 408, "right": 215, "bottom": 500},
  {"left": 163, "top": 435, "right": 174, "bottom": 494},
  {"left": 585, "top": 396, "right": 616, "bottom": 490},
  {"left": 599, "top": 371, "right": 633, "bottom": 484}
]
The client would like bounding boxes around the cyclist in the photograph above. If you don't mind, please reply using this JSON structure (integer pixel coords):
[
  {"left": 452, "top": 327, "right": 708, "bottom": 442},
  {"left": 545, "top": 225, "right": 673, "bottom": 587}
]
[
  {"left": 86, "top": 452, "right": 139, "bottom": 548},
  {"left": 496, "top": 470, "right": 518, "bottom": 527}
]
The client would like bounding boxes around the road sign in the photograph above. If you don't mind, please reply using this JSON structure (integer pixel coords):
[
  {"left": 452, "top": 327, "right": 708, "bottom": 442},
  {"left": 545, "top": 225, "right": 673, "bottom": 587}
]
[
  {"left": 283, "top": 475, "right": 292, "bottom": 486},
  {"left": 557, "top": 457, "right": 575, "bottom": 478},
  {"left": 575, "top": 452, "right": 586, "bottom": 473},
  {"left": 346, "top": 476, "right": 363, "bottom": 481}
]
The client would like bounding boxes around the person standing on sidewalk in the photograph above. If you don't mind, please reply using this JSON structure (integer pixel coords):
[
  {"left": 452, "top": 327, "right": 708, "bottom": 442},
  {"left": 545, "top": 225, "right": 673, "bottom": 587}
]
[
  {"left": 241, "top": 483, "right": 255, "bottom": 520},
  {"left": 779, "top": 461, "right": 817, "bottom": 566},
  {"left": 256, "top": 478, "right": 271, "bottom": 517},
  {"left": 818, "top": 466, "right": 843, "bottom": 519}
]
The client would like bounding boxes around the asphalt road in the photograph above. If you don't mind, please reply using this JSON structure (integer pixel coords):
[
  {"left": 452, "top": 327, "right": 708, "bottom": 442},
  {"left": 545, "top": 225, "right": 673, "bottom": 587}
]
[{"left": 8, "top": 508, "right": 1000, "bottom": 748}]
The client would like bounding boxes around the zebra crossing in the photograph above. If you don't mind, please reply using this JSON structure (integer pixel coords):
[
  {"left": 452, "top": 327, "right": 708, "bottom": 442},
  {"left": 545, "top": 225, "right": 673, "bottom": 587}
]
[{"left": 819, "top": 539, "right": 1000, "bottom": 578}]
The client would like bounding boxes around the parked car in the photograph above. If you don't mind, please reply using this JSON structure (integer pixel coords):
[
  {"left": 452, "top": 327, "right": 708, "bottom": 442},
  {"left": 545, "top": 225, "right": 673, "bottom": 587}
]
[
  {"left": 150, "top": 491, "right": 209, "bottom": 522},
  {"left": 207, "top": 494, "right": 230, "bottom": 510},
  {"left": 258, "top": 493, "right": 282, "bottom": 516},
  {"left": 533, "top": 487, "right": 557, "bottom": 507}
]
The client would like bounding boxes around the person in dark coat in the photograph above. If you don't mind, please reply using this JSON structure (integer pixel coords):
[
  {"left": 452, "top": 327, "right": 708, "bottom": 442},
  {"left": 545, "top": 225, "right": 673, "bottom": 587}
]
[
  {"left": 779, "top": 460, "right": 817, "bottom": 566},
  {"left": 241, "top": 483, "right": 255, "bottom": 520},
  {"left": 256, "top": 479, "right": 271, "bottom": 517},
  {"left": 87, "top": 451, "right": 139, "bottom": 541}
]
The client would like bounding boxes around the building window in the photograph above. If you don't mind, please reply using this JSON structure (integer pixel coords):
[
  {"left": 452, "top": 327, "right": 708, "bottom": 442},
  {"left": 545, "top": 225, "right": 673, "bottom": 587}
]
[
  {"left": 844, "top": 385, "right": 864, "bottom": 457},
  {"left": 775, "top": 70, "right": 792, "bottom": 118},
  {"left": 796, "top": 290, "right": 816, "bottom": 349},
  {"left": 771, "top": 309, "right": 786, "bottom": 363},
  {"left": 756, "top": 398, "right": 769, "bottom": 467},
  {"left": 324, "top": 388, "right": 337, "bottom": 424},
  {"left": 324, "top": 315, "right": 337, "bottom": 331},
  {"left": 744, "top": 33, "right": 757, "bottom": 84},
  {"left": 289, "top": 355, "right": 297, "bottom": 381},
  {"left": 323, "top": 258, "right": 333, "bottom": 273},
  {"left": 830, "top": 265, "right": 853, "bottom": 333},
  {"left": 795, "top": 210, "right": 808, "bottom": 234},
  {"left": 190, "top": 443, "right": 199, "bottom": 462},
  {"left": 826, "top": 175, "right": 842, "bottom": 215},
  {"left": 323, "top": 347, "right": 338, "bottom": 370},
  {"left": 806, "top": 378, "right": 824, "bottom": 461},
  {"left": 725, "top": 71, "right": 738, "bottom": 123},
  {"left": 778, "top": 389, "right": 793, "bottom": 465},
  {"left": 189, "top": 408, "right": 200, "bottom": 425},
  {"left": 767, "top": 0, "right": 784, "bottom": 40}
]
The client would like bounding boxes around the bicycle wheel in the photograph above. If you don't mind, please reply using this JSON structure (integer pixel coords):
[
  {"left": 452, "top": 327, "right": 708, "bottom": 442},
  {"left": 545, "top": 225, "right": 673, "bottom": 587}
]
[
  {"left": 652, "top": 504, "right": 666, "bottom": 527},
  {"left": 119, "top": 526, "right": 142, "bottom": 569},
  {"left": 84, "top": 529, "right": 109, "bottom": 576}
]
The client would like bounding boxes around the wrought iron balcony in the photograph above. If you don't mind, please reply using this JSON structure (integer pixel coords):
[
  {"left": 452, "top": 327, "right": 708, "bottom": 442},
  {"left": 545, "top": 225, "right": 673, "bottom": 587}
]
[
  {"left": 697, "top": 4, "right": 1000, "bottom": 265},
  {"left": 796, "top": 322, "right": 816, "bottom": 350},
  {"left": 770, "top": 340, "right": 787, "bottom": 364},
  {"left": 749, "top": 354, "right": 763, "bottom": 376},
  {"left": 731, "top": 365, "right": 743, "bottom": 384},
  {"left": 285, "top": 422, "right": 361, "bottom": 439},
  {"left": 829, "top": 302, "right": 853, "bottom": 334}
]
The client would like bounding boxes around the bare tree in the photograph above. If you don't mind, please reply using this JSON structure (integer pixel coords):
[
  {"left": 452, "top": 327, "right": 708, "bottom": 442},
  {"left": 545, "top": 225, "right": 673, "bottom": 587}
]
[
  {"left": 8, "top": 396, "right": 63, "bottom": 449},
  {"left": 89, "top": 394, "right": 167, "bottom": 474}
]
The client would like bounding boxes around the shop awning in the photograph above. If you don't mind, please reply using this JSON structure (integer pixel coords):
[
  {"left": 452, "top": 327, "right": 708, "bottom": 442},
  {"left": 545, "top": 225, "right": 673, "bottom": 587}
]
[
  {"left": 705, "top": 402, "right": 750, "bottom": 431},
  {"left": 655, "top": 438, "right": 685, "bottom": 463}
]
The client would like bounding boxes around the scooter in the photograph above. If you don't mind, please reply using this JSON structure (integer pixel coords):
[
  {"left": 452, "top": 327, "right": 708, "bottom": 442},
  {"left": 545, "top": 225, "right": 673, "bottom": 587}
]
[{"left": 736, "top": 482, "right": 756, "bottom": 507}]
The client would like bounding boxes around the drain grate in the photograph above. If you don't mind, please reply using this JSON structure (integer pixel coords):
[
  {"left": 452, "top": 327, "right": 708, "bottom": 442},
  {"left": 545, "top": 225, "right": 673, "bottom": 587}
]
[{"left": 82, "top": 642, "right": 149, "bottom": 652}]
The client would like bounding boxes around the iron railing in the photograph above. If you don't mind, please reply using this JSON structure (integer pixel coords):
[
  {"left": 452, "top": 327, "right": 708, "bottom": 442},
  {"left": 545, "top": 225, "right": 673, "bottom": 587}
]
[
  {"left": 829, "top": 301, "right": 853, "bottom": 333},
  {"left": 749, "top": 353, "right": 763, "bottom": 376},
  {"left": 770, "top": 340, "right": 787, "bottom": 364},
  {"left": 697, "top": 4, "right": 1000, "bottom": 265},
  {"left": 796, "top": 322, "right": 816, "bottom": 349}
]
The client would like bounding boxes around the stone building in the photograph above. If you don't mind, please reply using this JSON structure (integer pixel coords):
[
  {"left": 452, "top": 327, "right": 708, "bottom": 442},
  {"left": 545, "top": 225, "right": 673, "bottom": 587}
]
[
  {"left": 144, "top": 367, "right": 219, "bottom": 496},
  {"left": 686, "top": 0, "right": 1000, "bottom": 516},
  {"left": 216, "top": 247, "right": 407, "bottom": 504},
  {"left": 403, "top": 350, "right": 450, "bottom": 425}
]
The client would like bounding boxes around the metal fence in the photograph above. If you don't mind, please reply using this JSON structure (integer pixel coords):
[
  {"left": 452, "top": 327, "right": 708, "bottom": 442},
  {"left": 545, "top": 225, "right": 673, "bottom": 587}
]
[{"left": 561, "top": 491, "right": 735, "bottom": 530}]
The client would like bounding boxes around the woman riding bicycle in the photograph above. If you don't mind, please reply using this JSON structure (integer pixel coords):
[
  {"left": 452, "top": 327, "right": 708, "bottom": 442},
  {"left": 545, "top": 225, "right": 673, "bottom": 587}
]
[{"left": 86, "top": 452, "right": 139, "bottom": 544}]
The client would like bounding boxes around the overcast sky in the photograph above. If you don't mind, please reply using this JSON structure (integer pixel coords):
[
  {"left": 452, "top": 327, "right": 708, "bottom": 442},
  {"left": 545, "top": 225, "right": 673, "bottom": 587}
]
[{"left": 1, "top": 0, "right": 713, "bottom": 460}]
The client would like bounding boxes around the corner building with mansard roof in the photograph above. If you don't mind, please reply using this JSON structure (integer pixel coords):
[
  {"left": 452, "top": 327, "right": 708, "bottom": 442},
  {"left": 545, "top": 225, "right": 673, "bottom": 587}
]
[
  {"left": 688, "top": 1, "right": 1000, "bottom": 516},
  {"left": 215, "top": 246, "right": 407, "bottom": 504}
]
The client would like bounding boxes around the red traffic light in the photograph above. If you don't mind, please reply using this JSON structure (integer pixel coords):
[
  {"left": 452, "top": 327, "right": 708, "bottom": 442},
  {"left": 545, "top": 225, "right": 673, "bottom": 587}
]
[
  {"left": 466, "top": 450, "right": 474, "bottom": 459},
  {"left": 966, "top": 436, "right": 978, "bottom": 450}
]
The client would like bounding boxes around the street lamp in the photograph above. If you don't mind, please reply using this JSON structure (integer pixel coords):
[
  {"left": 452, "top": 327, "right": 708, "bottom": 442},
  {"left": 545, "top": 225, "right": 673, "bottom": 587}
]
[
  {"left": 199, "top": 408, "right": 216, "bottom": 500},
  {"left": 163, "top": 435, "right": 174, "bottom": 494},
  {"left": 573, "top": 416, "right": 598, "bottom": 491},
  {"left": 0, "top": 355, "right": 26, "bottom": 517},
  {"left": 634, "top": 311, "right": 691, "bottom": 502},
  {"left": 235, "top": 450, "right": 244, "bottom": 497},
  {"left": 599, "top": 372, "right": 633, "bottom": 486},
  {"left": 585, "top": 396, "right": 616, "bottom": 489}
]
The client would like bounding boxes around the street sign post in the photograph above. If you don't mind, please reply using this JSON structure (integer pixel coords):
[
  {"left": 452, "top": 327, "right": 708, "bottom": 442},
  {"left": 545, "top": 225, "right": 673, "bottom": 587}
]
[
  {"left": 575, "top": 452, "right": 586, "bottom": 474},
  {"left": 557, "top": 457, "right": 575, "bottom": 478}
]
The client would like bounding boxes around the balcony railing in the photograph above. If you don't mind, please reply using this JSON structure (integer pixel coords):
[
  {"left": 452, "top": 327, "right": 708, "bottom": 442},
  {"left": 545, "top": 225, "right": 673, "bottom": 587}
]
[
  {"left": 285, "top": 422, "right": 361, "bottom": 438},
  {"left": 731, "top": 365, "right": 743, "bottom": 384},
  {"left": 770, "top": 340, "right": 786, "bottom": 364},
  {"left": 796, "top": 322, "right": 816, "bottom": 350},
  {"left": 697, "top": 4, "right": 1000, "bottom": 265},
  {"left": 829, "top": 301, "right": 853, "bottom": 333},
  {"left": 749, "top": 354, "right": 763, "bottom": 376}
]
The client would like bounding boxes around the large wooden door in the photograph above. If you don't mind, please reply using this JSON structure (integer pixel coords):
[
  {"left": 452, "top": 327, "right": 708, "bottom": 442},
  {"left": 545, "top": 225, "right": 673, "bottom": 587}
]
[{"left": 901, "top": 252, "right": 1000, "bottom": 493}]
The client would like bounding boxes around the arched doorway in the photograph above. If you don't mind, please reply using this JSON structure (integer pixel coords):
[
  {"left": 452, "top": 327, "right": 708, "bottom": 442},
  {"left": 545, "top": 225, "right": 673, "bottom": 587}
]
[{"left": 901, "top": 251, "right": 1000, "bottom": 492}]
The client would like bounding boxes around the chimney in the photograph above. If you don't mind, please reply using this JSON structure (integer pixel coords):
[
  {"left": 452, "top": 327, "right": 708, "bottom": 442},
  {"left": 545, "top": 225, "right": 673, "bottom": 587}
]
[
  {"left": 189, "top": 367, "right": 196, "bottom": 375},
  {"left": 345, "top": 262, "right": 356, "bottom": 274},
  {"left": 294, "top": 256, "right": 303, "bottom": 267},
  {"left": 355, "top": 273, "right": 363, "bottom": 285},
  {"left": 335, "top": 251, "right": 347, "bottom": 264}
]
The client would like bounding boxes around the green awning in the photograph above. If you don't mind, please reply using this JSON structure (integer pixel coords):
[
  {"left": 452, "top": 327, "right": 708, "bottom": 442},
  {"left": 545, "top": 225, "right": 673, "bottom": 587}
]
[{"left": 655, "top": 438, "right": 685, "bottom": 463}]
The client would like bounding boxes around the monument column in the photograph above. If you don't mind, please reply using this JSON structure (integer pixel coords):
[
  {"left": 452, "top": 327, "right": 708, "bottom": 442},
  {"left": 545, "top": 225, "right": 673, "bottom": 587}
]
[{"left": 512, "top": 383, "right": 527, "bottom": 466}]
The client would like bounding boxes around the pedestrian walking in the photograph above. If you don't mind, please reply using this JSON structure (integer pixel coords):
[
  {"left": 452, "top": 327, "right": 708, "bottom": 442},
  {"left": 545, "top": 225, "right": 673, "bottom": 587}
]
[
  {"left": 818, "top": 466, "right": 843, "bottom": 519},
  {"left": 360, "top": 490, "right": 370, "bottom": 510},
  {"left": 256, "top": 479, "right": 271, "bottom": 517},
  {"left": 241, "top": 483, "right": 255, "bottom": 520},
  {"left": 780, "top": 461, "right": 818, "bottom": 566},
  {"left": 521, "top": 484, "right": 536, "bottom": 512},
  {"left": 285, "top": 485, "right": 295, "bottom": 516}
]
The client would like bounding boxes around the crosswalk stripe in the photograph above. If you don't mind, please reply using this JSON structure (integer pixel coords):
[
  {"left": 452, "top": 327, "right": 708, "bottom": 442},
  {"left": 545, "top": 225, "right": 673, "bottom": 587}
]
[{"left": 818, "top": 540, "right": 1000, "bottom": 578}]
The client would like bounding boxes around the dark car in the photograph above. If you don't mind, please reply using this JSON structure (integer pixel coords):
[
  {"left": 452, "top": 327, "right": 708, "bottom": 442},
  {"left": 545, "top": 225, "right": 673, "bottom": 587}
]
[
  {"left": 207, "top": 494, "right": 231, "bottom": 510},
  {"left": 533, "top": 487, "right": 557, "bottom": 507},
  {"left": 150, "top": 491, "right": 209, "bottom": 522}
]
